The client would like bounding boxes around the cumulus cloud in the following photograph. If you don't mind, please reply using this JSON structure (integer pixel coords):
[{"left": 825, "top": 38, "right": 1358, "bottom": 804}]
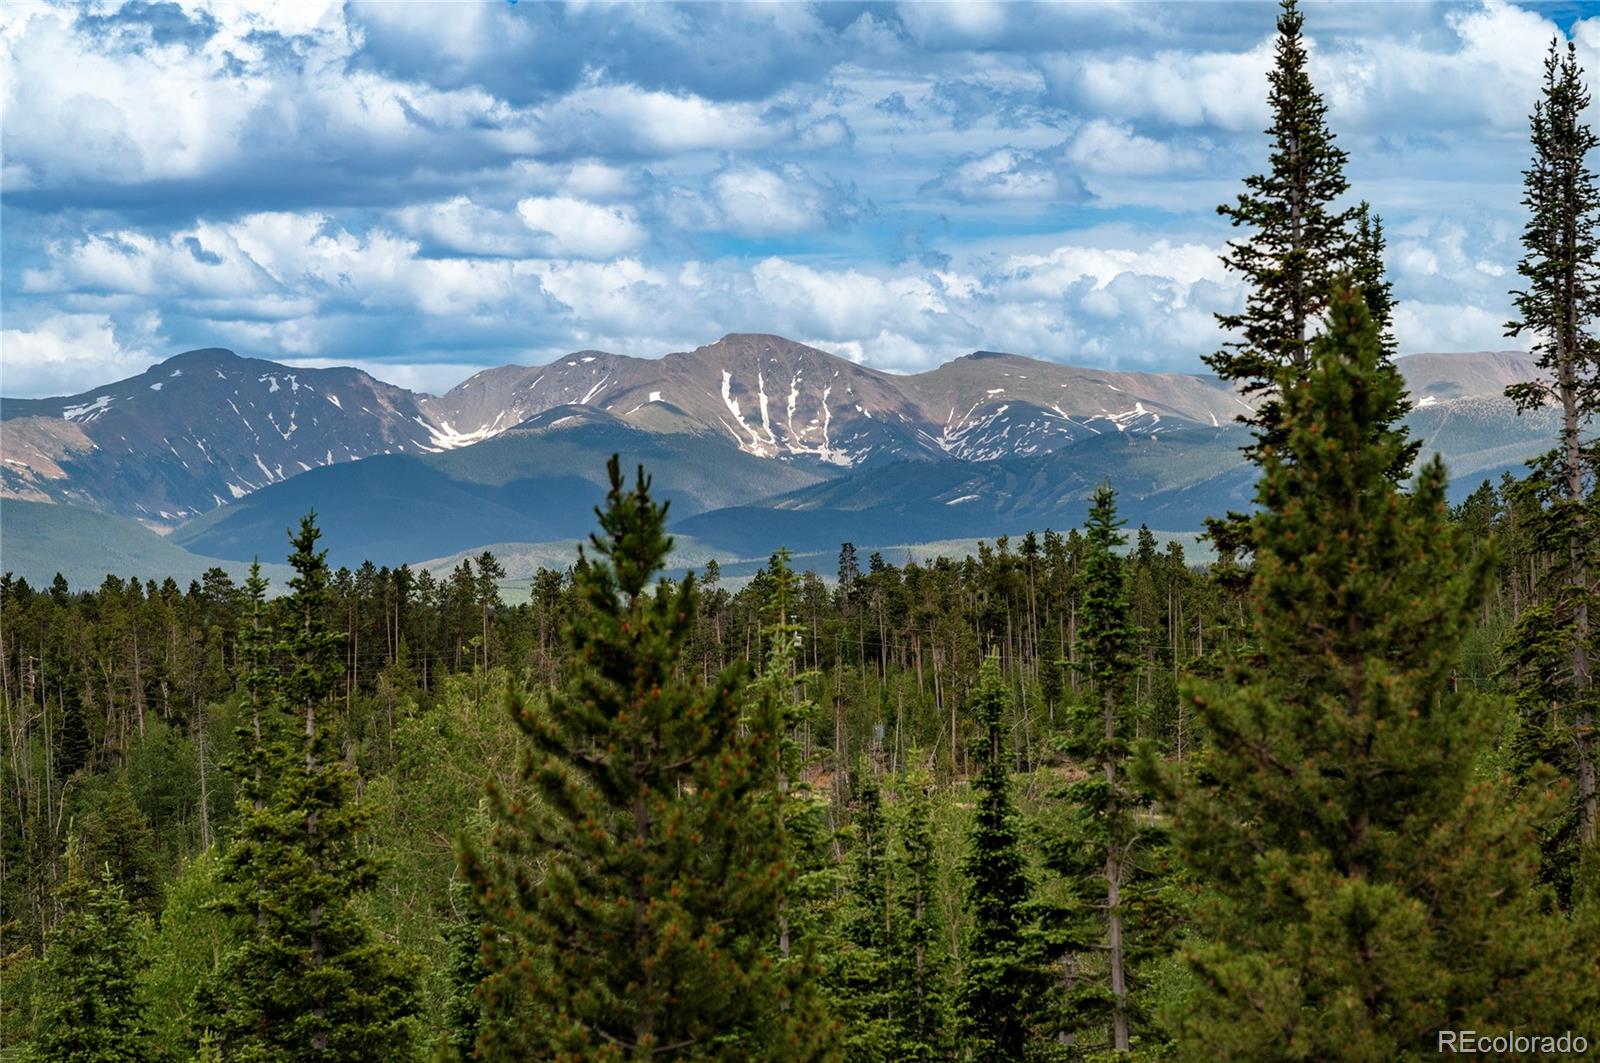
[
  {"left": 0, "top": 0, "right": 1564, "bottom": 395},
  {"left": 8, "top": 204, "right": 1252, "bottom": 386},
  {"left": 516, "top": 197, "right": 649, "bottom": 258},
  {"left": 1063, "top": 120, "right": 1208, "bottom": 175},
  {"left": 0, "top": 2, "right": 530, "bottom": 196},
  {"left": 532, "top": 84, "right": 780, "bottom": 156},
  {"left": 710, "top": 166, "right": 832, "bottom": 236},
  {"left": 925, "top": 147, "right": 1091, "bottom": 203},
  {"left": 394, "top": 198, "right": 545, "bottom": 258},
  {"left": 0, "top": 312, "right": 157, "bottom": 397},
  {"left": 656, "top": 164, "right": 851, "bottom": 237}
]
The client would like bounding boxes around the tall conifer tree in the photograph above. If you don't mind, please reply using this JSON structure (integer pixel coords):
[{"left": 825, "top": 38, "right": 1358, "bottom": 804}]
[
  {"left": 79, "top": 775, "right": 160, "bottom": 917},
  {"left": 1144, "top": 284, "right": 1600, "bottom": 1058},
  {"left": 1505, "top": 38, "right": 1600, "bottom": 861},
  {"left": 228, "top": 560, "right": 274, "bottom": 813},
  {"left": 957, "top": 655, "right": 1045, "bottom": 1063},
  {"left": 1208, "top": 0, "right": 1414, "bottom": 552},
  {"left": 1053, "top": 485, "right": 1150, "bottom": 1053},
  {"left": 1351, "top": 202, "right": 1396, "bottom": 358},
  {"left": 200, "top": 514, "right": 418, "bottom": 1062},
  {"left": 466, "top": 457, "right": 824, "bottom": 1061},
  {"left": 28, "top": 859, "right": 150, "bottom": 1063},
  {"left": 1210, "top": 0, "right": 1354, "bottom": 451},
  {"left": 836, "top": 768, "right": 893, "bottom": 1061},
  {"left": 888, "top": 771, "right": 949, "bottom": 1063}
]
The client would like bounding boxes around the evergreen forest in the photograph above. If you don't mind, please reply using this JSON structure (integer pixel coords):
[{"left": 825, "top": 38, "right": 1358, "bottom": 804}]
[{"left": 3, "top": 4, "right": 1598, "bottom": 1060}]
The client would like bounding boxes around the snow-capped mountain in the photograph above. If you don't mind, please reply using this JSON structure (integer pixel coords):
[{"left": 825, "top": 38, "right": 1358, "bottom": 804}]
[
  {"left": 2, "top": 349, "right": 450, "bottom": 522},
  {"left": 0, "top": 336, "right": 1544, "bottom": 529},
  {"left": 422, "top": 334, "right": 1252, "bottom": 469}
]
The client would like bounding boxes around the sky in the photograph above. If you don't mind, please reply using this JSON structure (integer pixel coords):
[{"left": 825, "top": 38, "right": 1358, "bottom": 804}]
[{"left": 1, "top": 0, "right": 1594, "bottom": 398}]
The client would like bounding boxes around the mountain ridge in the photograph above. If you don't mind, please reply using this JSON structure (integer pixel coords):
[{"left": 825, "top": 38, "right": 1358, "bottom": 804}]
[{"left": 2, "top": 335, "right": 1542, "bottom": 531}]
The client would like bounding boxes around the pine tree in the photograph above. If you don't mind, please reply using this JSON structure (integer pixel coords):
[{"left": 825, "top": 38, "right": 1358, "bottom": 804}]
[
  {"left": 1142, "top": 283, "right": 1600, "bottom": 1059},
  {"left": 472, "top": 550, "right": 506, "bottom": 671},
  {"left": 29, "top": 857, "right": 150, "bottom": 1063},
  {"left": 1505, "top": 38, "right": 1600, "bottom": 862},
  {"left": 847, "top": 768, "right": 890, "bottom": 956},
  {"left": 436, "top": 880, "right": 487, "bottom": 1063},
  {"left": 835, "top": 766, "right": 893, "bottom": 1061},
  {"left": 1206, "top": 0, "right": 1417, "bottom": 557},
  {"left": 888, "top": 770, "right": 949, "bottom": 1063},
  {"left": 200, "top": 514, "right": 419, "bottom": 1062},
  {"left": 749, "top": 549, "right": 838, "bottom": 1056},
  {"left": 1350, "top": 202, "right": 1396, "bottom": 358},
  {"left": 957, "top": 655, "right": 1045, "bottom": 1063},
  {"left": 1209, "top": 0, "right": 1355, "bottom": 453},
  {"left": 79, "top": 774, "right": 160, "bottom": 916},
  {"left": 53, "top": 688, "right": 91, "bottom": 782},
  {"left": 229, "top": 561, "right": 274, "bottom": 813},
  {"left": 1053, "top": 485, "right": 1149, "bottom": 1053},
  {"left": 466, "top": 457, "right": 823, "bottom": 1061}
]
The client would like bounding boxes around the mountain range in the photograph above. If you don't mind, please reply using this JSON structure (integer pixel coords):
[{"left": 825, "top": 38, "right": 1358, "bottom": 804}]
[{"left": 0, "top": 336, "right": 1556, "bottom": 582}]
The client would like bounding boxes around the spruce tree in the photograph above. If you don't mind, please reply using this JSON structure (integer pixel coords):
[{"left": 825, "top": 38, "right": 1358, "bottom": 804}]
[
  {"left": 230, "top": 561, "right": 274, "bottom": 813},
  {"left": 79, "top": 774, "right": 160, "bottom": 916},
  {"left": 1143, "top": 283, "right": 1600, "bottom": 1059},
  {"left": 1051, "top": 485, "right": 1154, "bottom": 1054},
  {"left": 748, "top": 549, "right": 837, "bottom": 1059},
  {"left": 53, "top": 689, "right": 91, "bottom": 782},
  {"left": 1351, "top": 202, "right": 1396, "bottom": 358},
  {"left": 957, "top": 655, "right": 1045, "bottom": 1063},
  {"left": 1210, "top": 0, "right": 1355, "bottom": 452},
  {"left": 466, "top": 457, "right": 822, "bottom": 1061},
  {"left": 436, "top": 880, "right": 487, "bottom": 1063},
  {"left": 888, "top": 770, "right": 949, "bottom": 1063},
  {"left": 1206, "top": 1, "right": 1415, "bottom": 559},
  {"left": 200, "top": 514, "right": 419, "bottom": 1062},
  {"left": 835, "top": 767, "right": 893, "bottom": 1061},
  {"left": 1504, "top": 38, "right": 1600, "bottom": 860},
  {"left": 29, "top": 858, "right": 150, "bottom": 1063}
]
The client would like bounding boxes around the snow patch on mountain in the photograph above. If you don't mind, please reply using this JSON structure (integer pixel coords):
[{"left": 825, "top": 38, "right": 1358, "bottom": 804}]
[
  {"left": 420, "top": 414, "right": 505, "bottom": 451},
  {"left": 63, "top": 395, "right": 113, "bottom": 422}
]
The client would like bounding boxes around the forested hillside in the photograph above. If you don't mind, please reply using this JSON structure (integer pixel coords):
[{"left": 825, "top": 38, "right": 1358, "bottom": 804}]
[{"left": 4, "top": 3, "right": 1600, "bottom": 1061}]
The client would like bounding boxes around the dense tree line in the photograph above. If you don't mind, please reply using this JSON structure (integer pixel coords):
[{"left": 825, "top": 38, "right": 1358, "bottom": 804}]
[{"left": 4, "top": 2, "right": 1599, "bottom": 1059}]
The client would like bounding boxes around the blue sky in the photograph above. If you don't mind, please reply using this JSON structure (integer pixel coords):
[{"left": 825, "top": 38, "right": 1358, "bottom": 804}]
[{"left": 1, "top": 0, "right": 1592, "bottom": 397}]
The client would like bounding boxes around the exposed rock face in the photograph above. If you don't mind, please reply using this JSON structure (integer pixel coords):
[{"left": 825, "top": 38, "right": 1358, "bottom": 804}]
[{"left": 1, "top": 335, "right": 1540, "bottom": 527}]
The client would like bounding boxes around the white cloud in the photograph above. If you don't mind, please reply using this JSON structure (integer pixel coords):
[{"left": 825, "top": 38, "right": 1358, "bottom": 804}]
[
  {"left": 1045, "top": 2, "right": 1574, "bottom": 139},
  {"left": 0, "top": 312, "right": 157, "bottom": 397},
  {"left": 926, "top": 147, "right": 1087, "bottom": 203},
  {"left": 897, "top": 1, "right": 1008, "bottom": 47},
  {"left": 523, "top": 258, "right": 674, "bottom": 333},
  {"left": 1048, "top": 40, "right": 1274, "bottom": 132},
  {"left": 516, "top": 196, "right": 648, "bottom": 258},
  {"left": 0, "top": 0, "right": 1555, "bottom": 396},
  {"left": 394, "top": 197, "right": 544, "bottom": 257},
  {"left": 752, "top": 258, "right": 951, "bottom": 340},
  {"left": 1395, "top": 302, "right": 1526, "bottom": 355},
  {"left": 1064, "top": 120, "right": 1207, "bottom": 175},
  {"left": 0, "top": 1, "right": 532, "bottom": 192},
  {"left": 563, "top": 160, "right": 634, "bottom": 200},
  {"left": 1, "top": 8, "right": 260, "bottom": 187},
  {"left": 711, "top": 166, "right": 829, "bottom": 236},
  {"left": 534, "top": 83, "right": 779, "bottom": 155}
]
